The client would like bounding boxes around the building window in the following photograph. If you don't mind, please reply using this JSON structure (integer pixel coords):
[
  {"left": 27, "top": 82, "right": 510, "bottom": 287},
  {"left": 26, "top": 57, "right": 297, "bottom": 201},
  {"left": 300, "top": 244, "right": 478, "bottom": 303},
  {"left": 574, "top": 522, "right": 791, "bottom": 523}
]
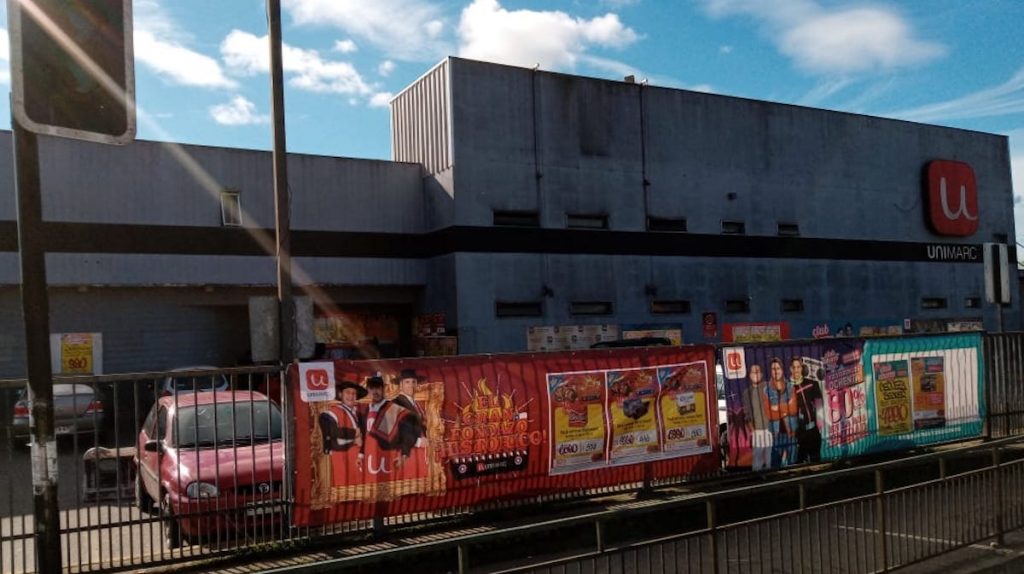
[
  {"left": 493, "top": 210, "right": 540, "bottom": 227},
  {"left": 221, "top": 191, "right": 242, "bottom": 226},
  {"left": 570, "top": 301, "right": 613, "bottom": 315},
  {"left": 781, "top": 299, "right": 804, "bottom": 312},
  {"left": 651, "top": 300, "right": 691, "bottom": 314},
  {"left": 964, "top": 297, "right": 981, "bottom": 309},
  {"left": 647, "top": 217, "right": 688, "bottom": 232},
  {"left": 496, "top": 301, "right": 543, "bottom": 318},
  {"left": 567, "top": 214, "right": 608, "bottom": 230},
  {"left": 721, "top": 220, "right": 746, "bottom": 235},
  {"left": 993, "top": 233, "right": 1009, "bottom": 243},
  {"left": 725, "top": 299, "right": 750, "bottom": 313},
  {"left": 777, "top": 222, "right": 800, "bottom": 237},
  {"left": 921, "top": 297, "right": 947, "bottom": 310}
]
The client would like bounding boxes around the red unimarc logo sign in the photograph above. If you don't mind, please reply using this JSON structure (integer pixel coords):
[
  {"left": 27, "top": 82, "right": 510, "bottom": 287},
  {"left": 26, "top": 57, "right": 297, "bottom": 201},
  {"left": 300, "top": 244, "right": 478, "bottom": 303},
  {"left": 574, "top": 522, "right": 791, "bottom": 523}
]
[
  {"left": 305, "top": 368, "right": 330, "bottom": 390},
  {"left": 926, "top": 160, "right": 978, "bottom": 237}
]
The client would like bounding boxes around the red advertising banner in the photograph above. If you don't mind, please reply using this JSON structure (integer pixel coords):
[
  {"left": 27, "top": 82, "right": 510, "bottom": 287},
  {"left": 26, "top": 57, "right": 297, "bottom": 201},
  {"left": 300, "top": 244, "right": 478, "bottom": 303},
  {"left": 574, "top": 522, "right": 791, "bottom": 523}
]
[
  {"left": 292, "top": 346, "right": 720, "bottom": 527},
  {"left": 721, "top": 322, "right": 791, "bottom": 343}
]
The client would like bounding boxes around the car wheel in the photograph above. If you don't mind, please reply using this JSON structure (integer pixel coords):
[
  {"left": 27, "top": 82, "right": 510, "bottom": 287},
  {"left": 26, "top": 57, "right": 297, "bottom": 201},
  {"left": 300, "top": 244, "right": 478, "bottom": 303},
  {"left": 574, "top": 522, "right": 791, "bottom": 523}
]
[
  {"left": 135, "top": 473, "right": 154, "bottom": 514},
  {"left": 162, "top": 495, "right": 183, "bottom": 550}
]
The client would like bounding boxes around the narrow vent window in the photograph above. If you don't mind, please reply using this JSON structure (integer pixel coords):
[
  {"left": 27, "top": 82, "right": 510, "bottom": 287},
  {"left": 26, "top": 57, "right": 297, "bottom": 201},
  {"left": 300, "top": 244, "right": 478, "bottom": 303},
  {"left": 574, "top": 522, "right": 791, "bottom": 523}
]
[
  {"left": 567, "top": 214, "right": 608, "bottom": 230},
  {"left": 725, "top": 299, "right": 750, "bottom": 313},
  {"left": 495, "top": 301, "right": 543, "bottom": 318},
  {"left": 921, "top": 298, "right": 948, "bottom": 310},
  {"left": 777, "top": 223, "right": 800, "bottom": 237},
  {"left": 651, "top": 300, "right": 691, "bottom": 314},
  {"left": 647, "top": 217, "right": 688, "bottom": 232},
  {"left": 721, "top": 220, "right": 746, "bottom": 235},
  {"left": 493, "top": 210, "right": 540, "bottom": 227},
  {"left": 781, "top": 299, "right": 804, "bottom": 313},
  {"left": 570, "top": 301, "right": 613, "bottom": 315}
]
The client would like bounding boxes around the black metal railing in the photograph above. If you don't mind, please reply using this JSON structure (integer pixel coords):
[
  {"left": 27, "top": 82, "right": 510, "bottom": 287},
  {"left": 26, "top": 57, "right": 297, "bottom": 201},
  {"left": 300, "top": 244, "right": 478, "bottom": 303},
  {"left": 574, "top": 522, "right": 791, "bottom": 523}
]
[{"left": 5, "top": 332, "right": 1024, "bottom": 573}]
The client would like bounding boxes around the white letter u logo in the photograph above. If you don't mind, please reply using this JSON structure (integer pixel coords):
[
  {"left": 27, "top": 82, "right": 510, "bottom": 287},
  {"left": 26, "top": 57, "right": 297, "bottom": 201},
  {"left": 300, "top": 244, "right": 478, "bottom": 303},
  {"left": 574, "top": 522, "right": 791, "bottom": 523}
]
[{"left": 939, "top": 177, "right": 977, "bottom": 221}]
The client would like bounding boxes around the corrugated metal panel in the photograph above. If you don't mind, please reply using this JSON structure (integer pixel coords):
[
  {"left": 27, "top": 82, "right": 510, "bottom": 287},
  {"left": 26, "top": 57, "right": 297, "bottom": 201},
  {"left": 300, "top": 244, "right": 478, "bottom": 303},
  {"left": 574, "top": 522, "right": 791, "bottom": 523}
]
[{"left": 392, "top": 59, "right": 450, "bottom": 174}]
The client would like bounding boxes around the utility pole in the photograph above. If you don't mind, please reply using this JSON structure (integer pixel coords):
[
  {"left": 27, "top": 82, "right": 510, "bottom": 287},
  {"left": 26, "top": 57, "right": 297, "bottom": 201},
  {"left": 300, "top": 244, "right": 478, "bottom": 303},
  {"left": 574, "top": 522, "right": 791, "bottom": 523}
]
[
  {"left": 267, "top": 0, "right": 294, "bottom": 364},
  {"left": 266, "top": 0, "right": 296, "bottom": 520}
]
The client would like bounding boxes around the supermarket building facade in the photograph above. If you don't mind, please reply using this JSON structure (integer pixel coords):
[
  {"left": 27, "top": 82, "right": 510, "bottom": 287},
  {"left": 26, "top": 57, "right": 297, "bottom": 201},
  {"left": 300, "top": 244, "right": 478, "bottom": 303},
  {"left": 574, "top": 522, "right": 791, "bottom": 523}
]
[{"left": 0, "top": 57, "right": 1016, "bottom": 377}]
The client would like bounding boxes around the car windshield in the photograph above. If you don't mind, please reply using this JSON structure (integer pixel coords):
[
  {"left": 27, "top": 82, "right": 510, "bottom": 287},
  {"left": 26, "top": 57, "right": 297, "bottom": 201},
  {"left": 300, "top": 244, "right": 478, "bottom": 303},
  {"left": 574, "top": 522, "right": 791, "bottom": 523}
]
[
  {"left": 169, "top": 374, "right": 227, "bottom": 393},
  {"left": 172, "top": 400, "right": 282, "bottom": 448}
]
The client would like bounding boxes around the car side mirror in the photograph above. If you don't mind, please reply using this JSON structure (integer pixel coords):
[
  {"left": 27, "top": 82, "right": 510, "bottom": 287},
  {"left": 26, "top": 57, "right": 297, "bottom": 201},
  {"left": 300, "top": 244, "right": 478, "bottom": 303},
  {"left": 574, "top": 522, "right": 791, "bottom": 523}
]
[{"left": 144, "top": 439, "right": 162, "bottom": 453}]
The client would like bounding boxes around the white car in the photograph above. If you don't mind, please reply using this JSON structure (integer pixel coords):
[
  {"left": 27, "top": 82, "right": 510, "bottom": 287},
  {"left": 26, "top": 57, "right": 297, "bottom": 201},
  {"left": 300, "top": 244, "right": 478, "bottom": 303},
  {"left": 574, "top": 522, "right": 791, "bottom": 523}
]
[{"left": 158, "top": 366, "right": 229, "bottom": 398}]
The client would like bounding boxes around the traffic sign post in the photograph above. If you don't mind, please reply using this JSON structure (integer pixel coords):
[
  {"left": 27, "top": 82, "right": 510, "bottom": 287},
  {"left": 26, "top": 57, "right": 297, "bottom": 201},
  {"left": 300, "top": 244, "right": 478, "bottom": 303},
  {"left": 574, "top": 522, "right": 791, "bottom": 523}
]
[
  {"left": 983, "top": 242, "right": 1010, "bottom": 333},
  {"left": 8, "top": 2, "right": 135, "bottom": 571},
  {"left": 9, "top": 0, "right": 135, "bottom": 144}
]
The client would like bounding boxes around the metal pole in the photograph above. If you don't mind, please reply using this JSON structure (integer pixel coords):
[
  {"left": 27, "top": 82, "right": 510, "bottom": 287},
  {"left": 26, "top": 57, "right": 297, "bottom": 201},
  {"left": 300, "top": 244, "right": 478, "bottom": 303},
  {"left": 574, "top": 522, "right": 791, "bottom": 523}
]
[
  {"left": 992, "top": 447, "right": 1005, "bottom": 546},
  {"left": 874, "top": 470, "right": 887, "bottom": 573},
  {"left": 267, "top": 0, "right": 296, "bottom": 533},
  {"left": 706, "top": 499, "right": 718, "bottom": 574},
  {"left": 266, "top": 0, "right": 294, "bottom": 363},
  {"left": 13, "top": 116, "right": 62, "bottom": 573}
]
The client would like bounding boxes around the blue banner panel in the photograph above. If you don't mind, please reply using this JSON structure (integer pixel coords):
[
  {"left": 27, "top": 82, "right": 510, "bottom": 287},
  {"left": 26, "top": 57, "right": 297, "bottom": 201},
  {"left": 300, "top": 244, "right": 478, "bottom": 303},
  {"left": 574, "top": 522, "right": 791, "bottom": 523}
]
[{"left": 720, "top": 339, "right": 864, "bottom": 470}]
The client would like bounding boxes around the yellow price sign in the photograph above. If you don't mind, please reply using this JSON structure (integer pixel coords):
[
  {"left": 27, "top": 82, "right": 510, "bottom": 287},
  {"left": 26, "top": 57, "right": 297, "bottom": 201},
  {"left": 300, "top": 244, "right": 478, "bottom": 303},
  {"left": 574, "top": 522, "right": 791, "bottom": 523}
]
[{"left": 60, "top": 333, "right": 93, "bottom": 374}]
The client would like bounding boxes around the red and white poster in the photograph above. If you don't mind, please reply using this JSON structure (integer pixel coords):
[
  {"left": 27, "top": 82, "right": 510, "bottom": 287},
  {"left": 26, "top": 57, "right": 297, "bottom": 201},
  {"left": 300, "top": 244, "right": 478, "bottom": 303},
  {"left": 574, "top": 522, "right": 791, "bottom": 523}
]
[{"left": 292, "top": 346, "right": 720, "bottom": 527}]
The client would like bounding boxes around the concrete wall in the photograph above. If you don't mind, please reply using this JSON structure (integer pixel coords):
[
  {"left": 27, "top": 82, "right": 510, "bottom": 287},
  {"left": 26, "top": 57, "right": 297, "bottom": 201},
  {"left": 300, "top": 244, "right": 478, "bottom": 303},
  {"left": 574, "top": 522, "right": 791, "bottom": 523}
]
[
  {"left": 453, "top": 253, "right": 996, "bottom": 354},
  {"left": 0, "top": 134, "right": 426, "bottom": 285},
  {"left": 440, "top": 57, "right": 1018, "bottom": 352},
  {"left": 445, "top": 57, "right": 1014, "bottom": 242},
  {"left": 0, "top": 284, "right": 423, "bottom": 378}
]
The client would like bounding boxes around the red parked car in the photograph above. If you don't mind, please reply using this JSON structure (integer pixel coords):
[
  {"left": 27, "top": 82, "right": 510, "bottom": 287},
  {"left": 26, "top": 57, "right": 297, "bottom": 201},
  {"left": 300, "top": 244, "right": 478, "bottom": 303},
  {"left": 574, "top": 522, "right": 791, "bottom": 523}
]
[{"left": 134, "top": 391, "right": 284, "bottom": 548}]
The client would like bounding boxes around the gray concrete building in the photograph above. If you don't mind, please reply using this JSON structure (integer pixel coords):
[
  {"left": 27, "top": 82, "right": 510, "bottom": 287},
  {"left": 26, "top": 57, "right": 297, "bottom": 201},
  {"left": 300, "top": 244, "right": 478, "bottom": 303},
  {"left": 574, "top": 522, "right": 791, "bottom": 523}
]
[{"left": 0, "top": 57, "right": 1016, "bottom": 376}]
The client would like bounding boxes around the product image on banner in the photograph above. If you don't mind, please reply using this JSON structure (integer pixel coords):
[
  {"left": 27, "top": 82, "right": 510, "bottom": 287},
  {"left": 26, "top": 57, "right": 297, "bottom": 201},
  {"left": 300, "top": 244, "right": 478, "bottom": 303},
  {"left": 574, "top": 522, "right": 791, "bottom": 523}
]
[{"left": 548, "top": 371, "right": 608, "bottom": 474}]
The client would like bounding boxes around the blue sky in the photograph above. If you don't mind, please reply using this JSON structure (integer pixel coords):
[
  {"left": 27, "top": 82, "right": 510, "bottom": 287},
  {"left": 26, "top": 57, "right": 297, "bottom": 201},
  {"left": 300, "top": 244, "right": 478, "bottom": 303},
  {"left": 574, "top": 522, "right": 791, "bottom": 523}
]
[{"left": 3, "top": 0, "right": 1024, "bottom": 247}]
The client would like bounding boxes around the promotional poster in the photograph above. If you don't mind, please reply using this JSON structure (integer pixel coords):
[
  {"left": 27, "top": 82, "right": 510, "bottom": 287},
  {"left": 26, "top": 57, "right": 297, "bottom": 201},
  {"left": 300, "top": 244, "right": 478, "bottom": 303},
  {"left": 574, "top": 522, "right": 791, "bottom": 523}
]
[
  {"left": 722, "top": 333, "right": 983, "bottom": 469},
  {"left": 292, "top": 346, "right": 721, "bottom": 526}
]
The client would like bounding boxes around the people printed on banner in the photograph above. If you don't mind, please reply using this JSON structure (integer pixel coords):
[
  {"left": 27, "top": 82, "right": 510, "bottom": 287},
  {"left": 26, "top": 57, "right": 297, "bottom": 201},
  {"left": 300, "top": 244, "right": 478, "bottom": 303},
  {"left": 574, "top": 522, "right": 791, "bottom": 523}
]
[
  {"left": 740, "top": 364, "right": 772, "bottom": 471},
  {"left": 790, "top": 357, "right": 824, "bottom": 463},
  {"left": 318, "top": 380, "right": 367, "bottom": 484},
  {"left": 319, "top": 371, "right": 430, "bottom": 485},
  {"left": 388, "top": 369, "right": 430, "bottom": 481},
  {"left": 728, "top": 354, "right": 828, "bottom": 470},
  {"left": 766, "top": 357, "right": 799, "bottom": 467}
]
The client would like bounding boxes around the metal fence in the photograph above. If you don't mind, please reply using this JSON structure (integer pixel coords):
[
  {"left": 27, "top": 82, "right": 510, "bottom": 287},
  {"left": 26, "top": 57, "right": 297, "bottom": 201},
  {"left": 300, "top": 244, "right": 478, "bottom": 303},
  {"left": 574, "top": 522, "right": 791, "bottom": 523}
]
[
  {"left": 0, "top": 366, "right": 289, "bottom": 574},
  {"left": 984, "top": 333, "right": 1024, "bottom": 438},
  {"left": 492, "top": 437, "right": 1024, "bottom": 574},
  {"left": 4, "top": 332, "right": 1024, "bottom": 573}
]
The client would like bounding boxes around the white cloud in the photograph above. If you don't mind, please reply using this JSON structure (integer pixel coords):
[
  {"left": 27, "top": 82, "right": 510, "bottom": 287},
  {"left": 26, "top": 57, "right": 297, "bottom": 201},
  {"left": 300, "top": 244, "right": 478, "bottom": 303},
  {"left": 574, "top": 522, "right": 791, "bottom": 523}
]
[
  {"left": 221, "top": 30, "right": 372, "bottom": 96},
  {"left": 424, "top": 20, "right": 444, "bottom": 38},
  {"left": 889, "top": 68, "right": 1024, "bottom": 123},
  {"left": 378, "top": 60, "right": 396, "bottom": 77},
  {"left": 334, "top": 39, "right": 358, "bottom": 53},
  {"left": 282, "top": 0, "right": 450, "bottom": 61},
  {"left": 209, "top": 96, "right": 269, "bottom": 125},
  {"left": 780, "top": 9, "right": 943, "bottom": 75},
  {"left": 457, "top": 0, "right": 639, "bottom": 72},
  {"left": 369, "top": 92, "right": 393, "bottom": 107},
  {"left": 700, "top": 0, "right": 944, "bottom": 76},
  {"left": 719, "top": 45, "right": 732, "bottom": 54},
  {"left": 132, "top": 0, "right": 236, "bottom": 88}
]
